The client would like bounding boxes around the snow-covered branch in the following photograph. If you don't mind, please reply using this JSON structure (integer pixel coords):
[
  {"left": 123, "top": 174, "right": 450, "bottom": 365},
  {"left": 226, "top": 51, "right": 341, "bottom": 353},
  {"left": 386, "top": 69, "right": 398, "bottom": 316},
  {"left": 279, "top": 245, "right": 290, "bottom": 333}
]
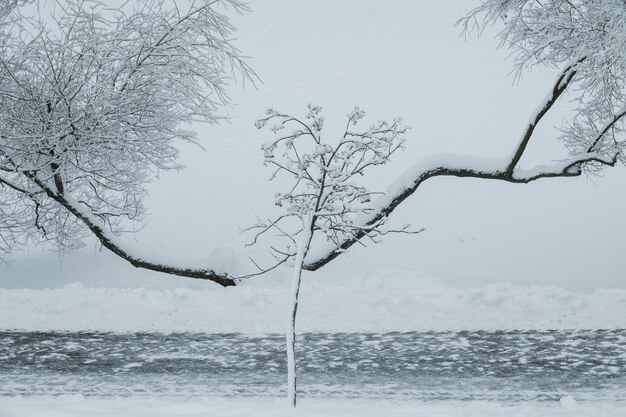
[
  {"left": 303, "top": 145, "right": 620, "bottom": 270},
  {"left": 23, "top": 173, "right": 236, "bottom": 286},
  {"left": 0, "top": 0, "right": 252, "bottom": 284},
  {"left": 505, "top": 57, "right": 583, "bottom": 176},
  {"left": 250, "top": 105, "right": 412, "bottom": 260},
  {"left": 304, "top": 1, "right": 626, "bottom": 270}
]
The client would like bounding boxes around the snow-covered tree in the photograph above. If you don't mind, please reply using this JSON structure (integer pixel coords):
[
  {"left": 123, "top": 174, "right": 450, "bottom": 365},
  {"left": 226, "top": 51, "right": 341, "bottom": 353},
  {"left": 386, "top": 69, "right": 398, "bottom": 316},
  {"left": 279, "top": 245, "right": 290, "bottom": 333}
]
[
  {"left": 303, "top": 0, "right": 626, "bottom": 271},
  {"left": 0, "top": 0, "right": 253, "bottom": 286},
  {"left": 251, "top": 105, "right": 412, "bottom": 406}
]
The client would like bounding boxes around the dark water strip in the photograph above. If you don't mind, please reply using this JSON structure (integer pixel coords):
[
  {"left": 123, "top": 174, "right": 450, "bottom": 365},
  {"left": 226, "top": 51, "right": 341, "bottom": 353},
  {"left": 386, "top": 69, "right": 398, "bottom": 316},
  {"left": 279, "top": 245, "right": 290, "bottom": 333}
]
[{"left": 1, "top": 330, "right": 625, "bottom": 401}]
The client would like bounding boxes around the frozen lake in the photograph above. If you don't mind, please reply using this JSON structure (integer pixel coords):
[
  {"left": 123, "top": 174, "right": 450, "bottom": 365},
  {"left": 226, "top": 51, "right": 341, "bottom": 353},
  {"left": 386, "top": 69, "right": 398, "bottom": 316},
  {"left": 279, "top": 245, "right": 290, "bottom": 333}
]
[{"left": 1, "top": 330, "right": 625, "bottom": 402}]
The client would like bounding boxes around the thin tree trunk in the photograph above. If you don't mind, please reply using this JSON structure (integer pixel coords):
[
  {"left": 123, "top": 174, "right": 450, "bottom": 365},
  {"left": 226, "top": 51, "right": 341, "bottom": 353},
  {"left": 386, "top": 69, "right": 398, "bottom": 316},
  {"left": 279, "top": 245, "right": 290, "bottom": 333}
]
[{"left": 286, "top": 215, "right": 313, "bottom": 407}]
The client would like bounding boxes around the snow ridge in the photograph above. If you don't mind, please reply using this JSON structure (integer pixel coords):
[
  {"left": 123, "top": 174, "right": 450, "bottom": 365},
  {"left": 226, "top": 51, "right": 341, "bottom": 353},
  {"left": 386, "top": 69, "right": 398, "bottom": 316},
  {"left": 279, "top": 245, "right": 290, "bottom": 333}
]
[{"left": 2, "top": 270, "right": 625, "bottom": 333}]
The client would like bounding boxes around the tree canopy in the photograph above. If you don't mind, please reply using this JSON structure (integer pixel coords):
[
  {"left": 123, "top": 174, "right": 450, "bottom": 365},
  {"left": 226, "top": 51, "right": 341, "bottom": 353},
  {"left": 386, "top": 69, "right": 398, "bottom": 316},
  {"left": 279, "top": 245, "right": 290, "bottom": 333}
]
[{"left": 0, "top": 0, "right": 252, "bottom": 285}]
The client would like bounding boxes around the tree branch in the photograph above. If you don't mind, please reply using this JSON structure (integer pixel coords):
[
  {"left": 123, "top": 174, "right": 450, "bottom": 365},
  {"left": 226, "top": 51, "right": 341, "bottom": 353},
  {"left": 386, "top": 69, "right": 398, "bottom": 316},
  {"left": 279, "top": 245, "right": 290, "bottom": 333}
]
[
  {"left": 303, "top": 59, "right": 612, "bottom": 271},
  {"left": 505, "top": 57, "right": 584, "bottom": 177},
  {"left": 26, "top": 174, "right": 236, "bottom": 287},
  {"left": 303, "top": 146, "right": 619, "bottom": 272}
]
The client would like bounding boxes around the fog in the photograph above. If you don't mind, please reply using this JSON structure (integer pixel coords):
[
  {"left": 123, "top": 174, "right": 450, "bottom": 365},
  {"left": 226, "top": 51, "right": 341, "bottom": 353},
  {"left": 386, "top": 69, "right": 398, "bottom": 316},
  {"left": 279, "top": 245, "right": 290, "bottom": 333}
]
[{"left": 1, "top": 0, "right": 624, "bottom": 292}]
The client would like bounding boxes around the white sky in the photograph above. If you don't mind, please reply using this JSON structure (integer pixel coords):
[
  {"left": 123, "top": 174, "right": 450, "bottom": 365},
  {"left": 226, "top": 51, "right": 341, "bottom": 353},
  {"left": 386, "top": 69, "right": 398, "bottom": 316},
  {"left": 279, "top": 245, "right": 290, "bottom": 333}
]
[{"left": 1, "top": 0, "right": 625, "bottom": 291}]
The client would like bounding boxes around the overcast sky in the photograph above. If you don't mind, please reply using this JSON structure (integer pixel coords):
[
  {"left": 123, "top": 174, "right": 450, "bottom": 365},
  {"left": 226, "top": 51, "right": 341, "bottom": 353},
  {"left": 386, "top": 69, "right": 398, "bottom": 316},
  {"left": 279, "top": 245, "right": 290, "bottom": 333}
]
[{"left": 1, "top": 0, "right": 625, "bottom": 292}]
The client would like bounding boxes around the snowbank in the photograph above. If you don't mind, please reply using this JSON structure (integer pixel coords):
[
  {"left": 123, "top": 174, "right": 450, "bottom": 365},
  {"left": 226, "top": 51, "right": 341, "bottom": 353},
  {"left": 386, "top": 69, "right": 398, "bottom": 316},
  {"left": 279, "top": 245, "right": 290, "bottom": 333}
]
[
  {"left": 0, "top": 396, "right": 624, "bottom": 417},
  {"left": 1, "top": 268, "right": 625, "bottom": 333}
]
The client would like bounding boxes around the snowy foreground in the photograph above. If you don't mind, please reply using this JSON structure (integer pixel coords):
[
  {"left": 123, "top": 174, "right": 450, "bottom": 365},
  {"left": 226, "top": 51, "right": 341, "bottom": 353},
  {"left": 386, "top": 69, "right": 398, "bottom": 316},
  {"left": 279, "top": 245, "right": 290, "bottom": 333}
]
[
  {"left": 3, "top": 270, "right": 625, "bottom": 416},
  {"left": 1, "top": 268, "right": 626, "bottom": 333},
  {"left": 5, "top": 229, "right": 626, "bottom": 407},
  {"left": 1, "top": 397, "right": 625, "bottom": 417}
]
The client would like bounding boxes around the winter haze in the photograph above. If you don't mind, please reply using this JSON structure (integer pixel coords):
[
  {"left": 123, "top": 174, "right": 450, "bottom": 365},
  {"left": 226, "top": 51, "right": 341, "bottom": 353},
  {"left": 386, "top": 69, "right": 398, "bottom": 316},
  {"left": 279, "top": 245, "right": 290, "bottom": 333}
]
[{"left": 0, "top": 0, "right": 622, "bottom": 292}]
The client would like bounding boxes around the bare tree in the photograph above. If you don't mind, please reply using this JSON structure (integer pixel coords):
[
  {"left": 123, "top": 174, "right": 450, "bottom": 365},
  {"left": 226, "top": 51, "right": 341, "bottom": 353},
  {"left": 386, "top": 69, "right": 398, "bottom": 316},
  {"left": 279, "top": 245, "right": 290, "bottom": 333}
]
[
  {"left": 303, "top": 0, "right": 626, "bottom": 271},
  {"left": 0, "top": 0, "right": 254, "bottom": 285},
  {"left": 250, "top": 105, "right": 413, "bottom": 406}
]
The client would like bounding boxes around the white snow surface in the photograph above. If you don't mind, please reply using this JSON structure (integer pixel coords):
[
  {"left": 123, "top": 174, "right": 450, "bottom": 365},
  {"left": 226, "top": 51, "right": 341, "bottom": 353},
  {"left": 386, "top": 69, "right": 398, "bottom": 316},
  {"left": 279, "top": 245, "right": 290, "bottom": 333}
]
[
  {"left": 0, "top": 396, "right": 624, "bottom": 417},
  {"left": 2, "top": 267, "right": 625, "bottom": 333}
]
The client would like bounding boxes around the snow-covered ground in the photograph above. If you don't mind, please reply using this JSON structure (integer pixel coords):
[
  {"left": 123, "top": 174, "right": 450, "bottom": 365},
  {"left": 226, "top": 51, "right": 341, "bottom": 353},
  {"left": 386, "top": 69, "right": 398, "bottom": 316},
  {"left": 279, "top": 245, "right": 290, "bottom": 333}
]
[
  {"left": 1, "top": 268, "right": 625, "bottom": 333},
  {"left": 1, "top": 397, "right": 624, "bottom": 417}
]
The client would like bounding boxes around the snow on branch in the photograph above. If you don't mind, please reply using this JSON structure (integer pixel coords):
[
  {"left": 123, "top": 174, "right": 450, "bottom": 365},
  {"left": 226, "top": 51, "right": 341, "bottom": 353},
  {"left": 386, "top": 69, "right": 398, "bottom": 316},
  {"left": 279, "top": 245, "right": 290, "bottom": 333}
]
[
  {"left": 19, "top": 172, "right": 237, "bottom": 286},
  {"left": 460, "top": 0, "right": 626, "bottom": 171},
  {"left": 243, "top": 105, "right": 420, "bottom": 278},
  {"left": 302, "top": 149, "right": 618, "bottom": 271},
  {"left": 0, "top": 0, "right": 252, "bottom": 284},
  {"left": 304, "top": 1, "right": 626, "bottom": 271}
]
